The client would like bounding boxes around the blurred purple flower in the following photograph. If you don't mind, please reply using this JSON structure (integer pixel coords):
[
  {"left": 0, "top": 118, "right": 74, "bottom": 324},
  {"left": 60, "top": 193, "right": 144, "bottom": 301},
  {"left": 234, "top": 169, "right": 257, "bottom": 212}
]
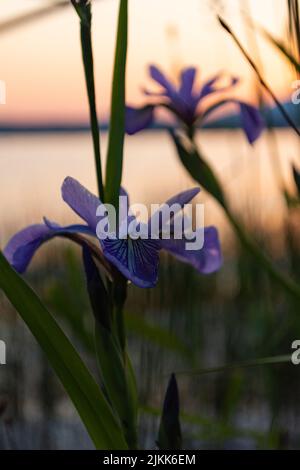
[
  {"left": 126, "top": 65, "right": 264, "bottom": 144},
  {"left": 3, "top": 177, "right": 222, "bottom": 288}
]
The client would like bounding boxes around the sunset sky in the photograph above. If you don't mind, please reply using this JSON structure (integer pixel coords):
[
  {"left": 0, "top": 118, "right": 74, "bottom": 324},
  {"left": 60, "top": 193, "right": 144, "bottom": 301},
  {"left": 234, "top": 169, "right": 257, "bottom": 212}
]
[{"left": 0, "top": 0, "right": 294, "bottom": 124}]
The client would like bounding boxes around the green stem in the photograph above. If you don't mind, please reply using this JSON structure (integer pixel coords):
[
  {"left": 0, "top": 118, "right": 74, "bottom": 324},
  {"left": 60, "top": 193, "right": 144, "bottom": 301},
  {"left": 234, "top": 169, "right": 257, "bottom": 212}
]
[
  {"left": 225, "top": 208, "right": 300, "bottom": 300},
  {"left": 105, "top": 0, "right": 128, "bottom": 209},
  {"left": 113, "top": 277, "right": 128, "bottom": 353},
  {"left": 218, "top": 16, "right": 300, "bottom": 138},
  {"left": 115, "top": 304, "right": 126, "bottom": 353},
  {"left": 185, "top": 133, "right": 300, "bottom": 302},
  {"left": 79, "top": 11, "right": 104, "bottom": 200},
  {"left": 175, "top": 354, "right": 291, "bottom": 376}
]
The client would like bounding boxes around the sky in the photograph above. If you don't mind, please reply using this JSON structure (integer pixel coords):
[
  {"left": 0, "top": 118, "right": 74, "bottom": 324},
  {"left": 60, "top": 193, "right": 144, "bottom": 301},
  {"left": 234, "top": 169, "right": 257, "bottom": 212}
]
[{"left": 0, "top": 0, "right": 294, "bottom": 124}]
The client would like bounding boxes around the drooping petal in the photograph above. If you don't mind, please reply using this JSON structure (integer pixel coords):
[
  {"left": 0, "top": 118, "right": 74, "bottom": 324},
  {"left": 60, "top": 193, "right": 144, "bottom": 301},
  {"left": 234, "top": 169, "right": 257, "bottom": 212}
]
[
  {"left": 197, "top": 74, "right": 239, "bottom": 102},
  {"left": 125, "top": 105, "right": 154, "bottom": 135},
  {"left": 3, "top": 221, "right": 92, "bottom": 273},
  {"left": 43, "top": 218, "right": 95, "bottom": 236},
  {"left": 201, "top": 98, "right": 264, "bottom": 144},
  {"left": 164, "top": 187, "right": 200, "bottom": 208},
  {"left": 61, "top": 176, "right": 101, "bottom": 232},
  {"left": 4, "top": 224, "right": 54, "bottom": 273},
  {"left": 160, "top": 226, "right": 222, "bottom": 274},
  {"left": 237, "top": 101, "right": 265, "bottom": 144},
  {"left": 179, "top": 67, "right": 197, "bottom": 102},
  {"left": 149, "top": 65, "right": 176, "bottom": 96},
  {"left": 101, "top": 237, "right": 160, "bottom": 288},
  {"left": 149, "top": 187, "right": 200, "bottom": 233}
]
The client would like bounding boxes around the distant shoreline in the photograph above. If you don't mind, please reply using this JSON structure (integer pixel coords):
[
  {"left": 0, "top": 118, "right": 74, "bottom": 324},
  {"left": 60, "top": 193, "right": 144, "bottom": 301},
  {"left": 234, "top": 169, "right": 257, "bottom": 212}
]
[{"left": 0, "top": 102, "right": 298, "bottom": 133}]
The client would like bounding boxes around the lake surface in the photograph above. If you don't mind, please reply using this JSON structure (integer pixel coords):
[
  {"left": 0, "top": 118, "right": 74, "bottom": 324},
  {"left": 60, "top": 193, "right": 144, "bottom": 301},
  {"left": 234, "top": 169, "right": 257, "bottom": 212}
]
[
  {"left": 0, "top": 128, "right": 299, "bottom": 449},
  {"left": 0, "top": 129, "right": 298, "bottom": 246}
]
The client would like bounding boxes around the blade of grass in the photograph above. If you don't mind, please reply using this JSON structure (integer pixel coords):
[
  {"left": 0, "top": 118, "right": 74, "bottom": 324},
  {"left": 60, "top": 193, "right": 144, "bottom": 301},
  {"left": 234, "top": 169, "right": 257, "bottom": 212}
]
[
  {"left": 141, "top": 405, "right": 266, "bottom": 443},
  {"left": 0, "top": 251, "right": 127, "bottom": 449},
  {"left": 287, "top": 0, "right": 300, "bottom": 74},
  {"left": 260, "top": 24, "right": 300, "bottom": 73},
  {"left": 218, "top": 16, "right": 300, "bottom": 138},
  {"left": 0, "top": 1, "right": 69, "bottom": 35},
  {"left": 82, "top": 246, "right": 138, "bottom": 449},
  {"left": 105, "top": 0, "right": 128, "bottom": 209},
  {"left": 243, "top": 12, "right": 300, "bottom": 73},
  {"left": 72, "top": 1, "right": 104, "bottom": 200},
  {"left": 170, "top": 130, "right": 300, "bottom": 302},
  {"left": 125, "top": 311, "right": 193, "bottom": 360},
  {"left": 174, "top": 354, "right": 291, "bottom": 376}
]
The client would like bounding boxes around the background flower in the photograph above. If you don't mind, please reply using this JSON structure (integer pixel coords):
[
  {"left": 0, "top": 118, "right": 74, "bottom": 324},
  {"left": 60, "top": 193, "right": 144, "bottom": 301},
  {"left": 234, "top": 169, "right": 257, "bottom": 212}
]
[{"left": 126, "top": 65, "right": 265, "bottom": 144}]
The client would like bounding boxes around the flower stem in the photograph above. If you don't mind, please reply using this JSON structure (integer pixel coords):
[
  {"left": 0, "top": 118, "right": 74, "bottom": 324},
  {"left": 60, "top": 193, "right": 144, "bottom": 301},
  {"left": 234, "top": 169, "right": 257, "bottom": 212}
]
[
  {"left": 224, "top": 206, "right": 300, "bottom": 300},
  {"left": 113, "top": 276, "right": 128, "bottom": 353},
  {"left": 180, "top": 132, "right": 300, "bottom": 302},
  {"left": 105, "top": 0, "right": 128, "bottom": 209},
  {"left": 218, "top": 16, "right": 300, "bottom": 138},
  {"left": 78, "top": 5, "right": 104, "bottom": 200}
]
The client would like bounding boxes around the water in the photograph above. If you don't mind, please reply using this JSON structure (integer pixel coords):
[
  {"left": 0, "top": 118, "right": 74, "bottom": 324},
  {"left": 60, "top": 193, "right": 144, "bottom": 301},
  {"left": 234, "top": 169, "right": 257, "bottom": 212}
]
[
  {"left": 1, "top": 128, "right": 300, "bottom": 449},
  {"left": 0, "top": 129, "right": 297, "bottom": 245}
]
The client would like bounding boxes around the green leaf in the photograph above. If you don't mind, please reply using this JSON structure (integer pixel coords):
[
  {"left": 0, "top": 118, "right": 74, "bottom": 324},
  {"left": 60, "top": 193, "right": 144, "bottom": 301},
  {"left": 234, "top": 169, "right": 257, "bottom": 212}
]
[
  {"left": 169, "top": 130, "right": 226, "bottom": 208},
  {"left": 142, "top": 405, "right": 266, "bottom": 444},
  {"left": 293, "top": 165, "right": 300, "bottom": 196},
  {"left": 0, "top": 251, "right": 127, "bottom": 450},
  {"left": 72, "top": 0, "right": 104, "bottom": 199},
  {"left": 174, "top": 354, "right": 291, "bottom": 376},
  {"left": 218, "top": 16, "right": 300, "bottom": 138},
  {"left": 170, "top": 129, "right": 300, "bottom": 301},
  {"left": 284, "top": 189, "right": 300, "bottom": 208},
  {"left": 72, "top": 0, "right": 91, "bottom": 26},
  {"left": 0, "top": 1, "right": 69, "bottom": 35},
  {"left": 124, "top": 311, "right": 193, "bottom": 360},
  {"left": 82, "top": 245, "right": 112, "bottom": 330},
  {"left": 94, "top": 324, "right": 138, "bottom": 449},
  {"left": 105, "top": 0, "right": 128, "bottom": 209},
  {"left": 158, "top": 374, "right": 182, "bottom": 450},
  {"left": 82, "top": 246, "right": 138, "bottom": 449},
  {"left": 261, "top": 27, "right": 300, "bottom": 73}
]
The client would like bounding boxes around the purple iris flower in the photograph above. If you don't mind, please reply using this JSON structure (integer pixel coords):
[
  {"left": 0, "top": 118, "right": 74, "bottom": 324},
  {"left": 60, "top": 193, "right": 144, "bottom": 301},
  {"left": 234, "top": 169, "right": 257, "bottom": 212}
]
[
  {"left": 3, "top": 177, "right": 222, "bottom": 288},
  {"left": 126, "top": 65, "right": 264, "bottom": 144}
]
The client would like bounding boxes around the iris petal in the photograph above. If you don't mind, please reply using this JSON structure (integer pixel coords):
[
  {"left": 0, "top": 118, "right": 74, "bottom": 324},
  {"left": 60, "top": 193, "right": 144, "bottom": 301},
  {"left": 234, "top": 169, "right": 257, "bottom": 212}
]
[
  {"left": 4, "top": 224, "right": 54, "bottom": 273},
  {"left": 150, "top": 187, "right": 200, "bottom": 231},
  {"left": 160, "top": 226, "right": 222, "bottom": 274},
  {"left": 125, "top": 105, "right": 154, "bottom": 135},
  {"left": 197, "top": 74, "right": 238, "bottom": 101},
  {"left": 164, "top": 187, "right": 200, "bottom": 208},
  {"left": 3, "top": 221, "right": 91, "bottom": 273},
  {"left": 237, "top": 101, "right": 265, "bottom": 144},
  {"left": 149, "top": 65, "right": 176, "bottom": 96},
  {"left": 102, "top": 237, "right": 160, "bottom": 288},
  {"left": 179, "top": 67, "right": 197, "bottom": 102},
  {"left": 61, "top": 176, "right": 101, "bottom": 232},
  {"left": 5, "top": 175, "right": 221, "bottom": 287}
]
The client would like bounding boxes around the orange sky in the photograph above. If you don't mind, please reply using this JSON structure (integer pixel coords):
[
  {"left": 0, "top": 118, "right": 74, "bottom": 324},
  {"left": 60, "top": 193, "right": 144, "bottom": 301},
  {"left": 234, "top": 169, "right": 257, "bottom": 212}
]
[{"left": 0, "top": 0, "right": 294, "bottom": 124}]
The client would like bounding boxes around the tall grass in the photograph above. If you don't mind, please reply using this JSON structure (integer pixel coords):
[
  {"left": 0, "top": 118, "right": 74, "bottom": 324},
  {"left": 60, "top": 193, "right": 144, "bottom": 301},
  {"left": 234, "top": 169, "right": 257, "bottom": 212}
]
[{"left": 287, "top": 0, "right": 300, "bottom": 76}]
